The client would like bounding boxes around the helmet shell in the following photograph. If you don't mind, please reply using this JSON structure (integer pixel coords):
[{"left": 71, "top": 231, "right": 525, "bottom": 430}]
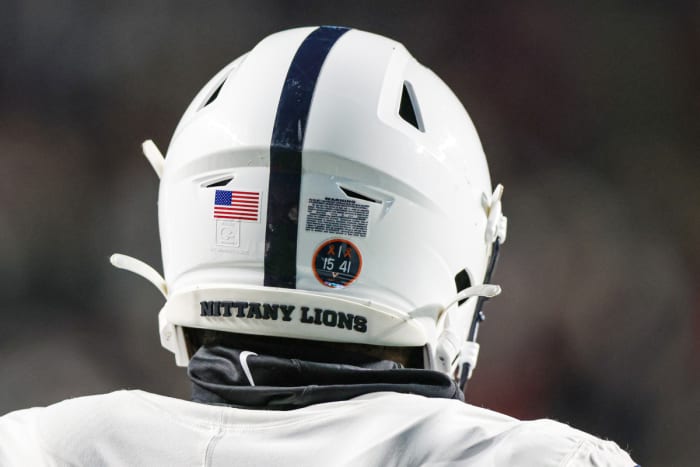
[{"left": 157, "top": 27, "right": 495, "bottom": 370}]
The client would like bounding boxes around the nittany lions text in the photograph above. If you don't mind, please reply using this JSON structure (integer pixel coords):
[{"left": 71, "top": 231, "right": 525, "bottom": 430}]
[{"left": 200, "top": 301, "right": 368, "bottom": 333}]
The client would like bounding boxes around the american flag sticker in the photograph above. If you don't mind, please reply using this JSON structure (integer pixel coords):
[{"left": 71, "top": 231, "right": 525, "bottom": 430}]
[{"left": 214, "top": 190, "right": 261, "bottom": 222}]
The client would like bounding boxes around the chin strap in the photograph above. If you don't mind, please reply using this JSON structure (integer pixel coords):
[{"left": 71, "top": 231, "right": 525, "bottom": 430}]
[
  {"left": 459, "top": 238, "right": 502, "bottom": 393},
  {"left": 109, "top": 140, "right": 168, "bottom": 298},
  {"left": 110, "top": 253, "right": 168, "bottom": 298},
  {"left": 459, "top": 239, "right": 501, "bottom": 390},
  {"left": 434, "top": 284, "right": 501, "bottom": 375},
  {"left": 141, "top": 139, "right": 165, "bottom": 178},
  {"left": 459, "top": 184, "right": 507, "bottom": 395},
  {"left": 442, "top": 284, "right": 502, "bottom": 312}
]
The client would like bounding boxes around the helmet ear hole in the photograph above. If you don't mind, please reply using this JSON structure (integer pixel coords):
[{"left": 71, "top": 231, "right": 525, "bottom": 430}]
[{"left": 454, "top": 269, "right": 472, "bottom": 306}]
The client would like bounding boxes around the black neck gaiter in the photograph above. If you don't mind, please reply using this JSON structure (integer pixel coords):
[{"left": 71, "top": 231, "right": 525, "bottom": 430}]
[{"left": 188, "top": 345, "right": 463, "bottom": 410}]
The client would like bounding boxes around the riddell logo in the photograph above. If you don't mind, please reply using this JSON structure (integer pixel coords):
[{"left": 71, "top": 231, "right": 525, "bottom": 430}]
[{"left": 199, "top": 301, "right": 368, "bottom": 333}]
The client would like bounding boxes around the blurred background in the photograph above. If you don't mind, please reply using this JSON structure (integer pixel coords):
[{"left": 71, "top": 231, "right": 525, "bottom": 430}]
[{"left": 1, "top": 1, "right": 697, "bottom": 464}]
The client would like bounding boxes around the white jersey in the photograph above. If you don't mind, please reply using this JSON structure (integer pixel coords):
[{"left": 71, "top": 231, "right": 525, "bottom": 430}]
[{"left": 0, "top": 390, "right": 635, "bottom": 466}]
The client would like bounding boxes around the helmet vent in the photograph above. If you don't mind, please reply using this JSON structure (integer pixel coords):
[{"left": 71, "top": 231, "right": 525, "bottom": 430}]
[
  {"left": 454, "top": 269, "right": 472, "bottom": 306},
  {"left": 201, "top": 78, "right": 227, "bottom": 109},
  {"left": 340, "top": 186, "right": 381, "bottom": 204},
  {"left": 206, "top": 177, "right": 233, "bottom": 188},
  {"left": 399, "top": 82, "right": 424, "bottom": 132}
]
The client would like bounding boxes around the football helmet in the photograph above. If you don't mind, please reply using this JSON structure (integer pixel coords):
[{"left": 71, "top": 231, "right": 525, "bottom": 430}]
[{"left": 112, "top": 26, "right": 507, "bottom": 383}]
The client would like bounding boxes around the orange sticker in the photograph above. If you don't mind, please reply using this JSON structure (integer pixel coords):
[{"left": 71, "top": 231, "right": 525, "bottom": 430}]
[{"left": 312, "top": 239, "right": 362, "bottom": 288}]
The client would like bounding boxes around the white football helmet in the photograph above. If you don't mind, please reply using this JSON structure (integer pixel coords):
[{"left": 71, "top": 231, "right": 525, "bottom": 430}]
[{"left": 112, "top": 26, "right": 507, "bottom": 383}]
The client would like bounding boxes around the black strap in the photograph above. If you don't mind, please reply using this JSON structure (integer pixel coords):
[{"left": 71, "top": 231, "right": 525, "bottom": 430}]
[{"left": 461, "top": 239, "right": 501, "bottom": 394}]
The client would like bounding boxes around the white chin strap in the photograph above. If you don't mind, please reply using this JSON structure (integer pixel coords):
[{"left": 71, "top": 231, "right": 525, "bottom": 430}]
[
  {"left": 141, "top": 139, "right": 165, "bottom": 178},
  {"left": 110, "top": 141, "right": 168, "bottom": 297},
  {"left": 110, "top": 254, "right": 168, "bottom": 298},
  {"left": 443, "top": 284, "right": 501, "bottom": 311},
  {"left": 433, "top": 284, "right": 501, "bottom": 377}
]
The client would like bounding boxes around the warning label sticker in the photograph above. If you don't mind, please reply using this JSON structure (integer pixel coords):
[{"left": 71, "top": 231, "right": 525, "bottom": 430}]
[{"left": 305, "top": 197, "right": 369, "bottom": 238}]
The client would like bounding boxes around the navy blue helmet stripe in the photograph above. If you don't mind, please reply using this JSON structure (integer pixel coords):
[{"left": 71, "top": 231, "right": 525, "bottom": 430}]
[{"left": 264, "top": 26, "right": 350, "bottom": 288}]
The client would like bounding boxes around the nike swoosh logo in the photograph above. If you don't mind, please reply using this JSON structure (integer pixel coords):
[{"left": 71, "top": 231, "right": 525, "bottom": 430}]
[{"left": 240, "top": 351, "right": 258, "bottom": 386}]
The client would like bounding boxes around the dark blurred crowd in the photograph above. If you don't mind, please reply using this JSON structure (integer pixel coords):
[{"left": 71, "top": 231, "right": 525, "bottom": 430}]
[{"left": 1, "top": 2, "right": 698, "bottom": 465}]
